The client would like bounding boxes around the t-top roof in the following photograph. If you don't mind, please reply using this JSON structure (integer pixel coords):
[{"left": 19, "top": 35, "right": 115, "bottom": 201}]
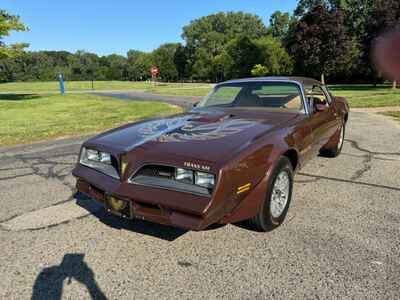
[{"left": 221, "top": 76, "right": 323, "bottom": 86}]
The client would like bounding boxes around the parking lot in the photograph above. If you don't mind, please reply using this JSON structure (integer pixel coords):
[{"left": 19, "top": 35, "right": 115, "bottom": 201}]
[{"left": 0, "top": 111, "right": 399, "bottom": 299}]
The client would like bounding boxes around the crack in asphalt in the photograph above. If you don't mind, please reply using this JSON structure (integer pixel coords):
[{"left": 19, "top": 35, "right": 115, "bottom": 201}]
[
  {"left": 296, "top": 139, "right": 400, "bottom": 191},
  {"left": 345, "top": 138, "right": 398, "bottom": 181},
  {"left": 350, "top": 152, "right": 373, "bottom": 181},
  {"left": 0, "top": 213, "right": 92, "bottom": 232},
  {"left": 14, "top": 153, "right": 77, "bottom": 192},
  {"left": 0, "top": 151, "right": 80, "bottom": 230},
  {"left": 345, "top": 139, "right": 400, "bottom": 157},
  {"left": 297, "top": 173, "right": 400, "bottom": 192}
]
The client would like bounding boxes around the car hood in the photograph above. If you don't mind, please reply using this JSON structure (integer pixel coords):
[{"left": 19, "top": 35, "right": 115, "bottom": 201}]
[{"left": 85, "top": 107, "right": 299, "bottom": 163}]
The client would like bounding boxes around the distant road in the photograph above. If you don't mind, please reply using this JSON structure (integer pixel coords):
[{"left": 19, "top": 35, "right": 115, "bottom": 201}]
[
  {"left": 0, "top": 89, "right": 202, "bottom": 110},
  {"left": 95, "top": 90, "right": 202, "bottom": 109}
]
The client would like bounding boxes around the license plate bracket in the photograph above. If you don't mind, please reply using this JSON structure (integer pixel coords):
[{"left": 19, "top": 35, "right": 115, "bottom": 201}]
[{"left": 105, "top": 195, "right": 132, "bottom": 219}]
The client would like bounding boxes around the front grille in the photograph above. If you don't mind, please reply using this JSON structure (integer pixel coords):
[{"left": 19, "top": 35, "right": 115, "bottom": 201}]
[{"left": 135, "top": 165, "right": 176, "bottom": 179}]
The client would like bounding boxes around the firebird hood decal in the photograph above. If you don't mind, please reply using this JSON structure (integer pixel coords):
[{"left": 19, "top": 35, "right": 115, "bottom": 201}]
[
  {"left": 138, "top": 116, "right": 257, "bottom": 143},
  {"left": 88, "top": 109, "right": 298, "bottom": 162}
]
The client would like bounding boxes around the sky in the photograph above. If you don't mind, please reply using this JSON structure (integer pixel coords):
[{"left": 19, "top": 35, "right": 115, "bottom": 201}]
[{"left": 2, "top": 0, "right": 298, "bottom": 57}]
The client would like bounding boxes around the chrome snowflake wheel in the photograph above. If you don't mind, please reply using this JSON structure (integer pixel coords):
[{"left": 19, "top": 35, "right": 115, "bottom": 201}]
[{"left": 270, "top": 170, "right": 290, "bottom": 218}]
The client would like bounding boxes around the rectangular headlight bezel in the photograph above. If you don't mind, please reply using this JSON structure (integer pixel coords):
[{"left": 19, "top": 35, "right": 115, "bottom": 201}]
[
  {"left": 194, "top": 171, "right": 215, "bottom": 189},
  {"left": 79, "top": 147, "right": 119, "bottom": 179},
  {"left": 175, "top": 168, "right": 194, "bottom": 184}
]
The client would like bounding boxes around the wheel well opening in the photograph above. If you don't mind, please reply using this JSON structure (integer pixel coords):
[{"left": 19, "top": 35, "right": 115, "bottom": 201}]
[{"left": 283, "top": 149, "right": 298, "bottom": 171}]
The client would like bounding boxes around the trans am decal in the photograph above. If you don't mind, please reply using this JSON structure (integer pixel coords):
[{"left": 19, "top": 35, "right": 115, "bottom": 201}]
[{"left": 137, "top": 115, "right": 257, "bottom": 143}]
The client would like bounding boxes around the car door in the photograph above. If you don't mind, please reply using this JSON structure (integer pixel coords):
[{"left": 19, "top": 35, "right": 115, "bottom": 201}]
[{"left": 306, "top": 85, "right": 340, "bottom": 153}]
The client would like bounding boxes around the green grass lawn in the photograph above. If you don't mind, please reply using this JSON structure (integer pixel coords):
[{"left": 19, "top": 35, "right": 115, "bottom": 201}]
[
  {"left": 0, "top": 93, "right": 181, "bottom": 146},
  {"left": 0, "top": 81, "right": 155, "bottom": 93},
  {"left": 1, "top": 81, "right": 400, "bottom": 108},
  {"left": 329, "top": 84, "right": 400, "bottom": 108},
  {"left": 0, "top": 80, "right": 213, "bottom": 95}
]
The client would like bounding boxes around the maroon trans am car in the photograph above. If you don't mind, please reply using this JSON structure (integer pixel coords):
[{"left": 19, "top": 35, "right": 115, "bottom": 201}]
[{"left": 73, "top": 77, "right": 349, "bottom": 231}]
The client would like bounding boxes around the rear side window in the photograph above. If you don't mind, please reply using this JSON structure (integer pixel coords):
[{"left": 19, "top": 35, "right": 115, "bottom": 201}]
[{"left": 304, "top": 85, "right": 330, "bottom": 107}]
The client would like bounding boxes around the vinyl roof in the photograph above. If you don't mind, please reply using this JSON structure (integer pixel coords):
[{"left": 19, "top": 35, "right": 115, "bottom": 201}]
[{"left": 222, "top": 76, "right": 323, "bottom": 86}]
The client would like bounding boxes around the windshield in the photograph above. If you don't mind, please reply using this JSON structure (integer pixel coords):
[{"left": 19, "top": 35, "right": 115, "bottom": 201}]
[{"left": 198, "top": 82, "right": 305, "bottom": 113}]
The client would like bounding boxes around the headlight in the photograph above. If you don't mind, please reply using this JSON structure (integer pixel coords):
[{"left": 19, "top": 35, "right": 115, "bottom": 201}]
[
  {"left": 84, "top": 148, "right": 111, "bottom": 164},
  {"left": 175, "top": 168, "right": 194, "bottom": 184},
  {"left": 79, "top": 147, "right": 119, "bottom": 179},
  {"left": 194, "top": 171, "right": 215, "bottom": 188},
  {"left": 174, "top": 168, "right": 215, "bottom": 189}
]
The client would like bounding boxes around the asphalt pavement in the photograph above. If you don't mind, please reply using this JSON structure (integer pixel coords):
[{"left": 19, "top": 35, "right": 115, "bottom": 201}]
[{"left": 0, "top": 98, "right": 399, "bottom": 299}]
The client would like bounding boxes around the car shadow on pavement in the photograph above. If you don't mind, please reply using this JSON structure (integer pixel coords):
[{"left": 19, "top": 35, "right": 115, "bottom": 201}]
[
  {"left": 74, "top": 192, "right": 187, "bottom": 241},
  {"left": 31, "top": 253, "right": 107, "bottom": 300}
]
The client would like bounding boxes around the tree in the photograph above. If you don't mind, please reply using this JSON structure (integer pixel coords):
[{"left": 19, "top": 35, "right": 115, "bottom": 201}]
[
  {"left": 174, "top": 44, "right": 187, "bottom": 81},
  {"left": 254, "top": 36, "right": 293, "bottom": 76},
  {"left": 268, "top": 11, "right": 291, "bottom": 40},
  {"left": 127, "top": 50, "right": 153, "bottom": 81},
  {"left": 182, "top": 12, "right": 268, "bottom": 81},
  {"left": 294, "top": 0, "right": 346, "bottom": 17},
  {"left": 251, "top": 64, "right": 268, "bottom": 76},
  {"left": 225, "top": 36, "right": 260, "bottom": 79},
  {"left": 286, "top": 5, "right": 355, "bottom": 83},
  {"left": 101, "top": 54, "right": 127, "bottom": 80},
  {"left": 0, "top": 9, "right": 28, "bottom": 58},
  {"left": 68, "top": 50, "right": 101, "bottom": 81},
  {"left": 152, "top": 43, "right": 179, "bottom": 81}
]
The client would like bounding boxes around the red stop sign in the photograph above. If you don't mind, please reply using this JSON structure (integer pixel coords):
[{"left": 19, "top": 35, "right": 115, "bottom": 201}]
[{"left": 151, "top": 66, "right": 159, "bottom": 77}]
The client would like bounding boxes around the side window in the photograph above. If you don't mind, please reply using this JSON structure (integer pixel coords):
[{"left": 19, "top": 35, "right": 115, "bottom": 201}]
[{"left": 304, "top": 85, "right": 330, "bottom": 110}]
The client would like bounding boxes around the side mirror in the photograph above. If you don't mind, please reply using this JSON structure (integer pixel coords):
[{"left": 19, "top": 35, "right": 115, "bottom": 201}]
[{"left": 314, "top": 103, "right": 327, "bottom": 112}]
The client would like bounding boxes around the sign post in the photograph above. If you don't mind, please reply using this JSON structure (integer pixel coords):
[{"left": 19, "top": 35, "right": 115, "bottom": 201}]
[
  {"left": 151, "top": 66, "right": 159, "bottom": 86},
  {"left": 58, "top": 74, "right": 65, "bottom": 95}
]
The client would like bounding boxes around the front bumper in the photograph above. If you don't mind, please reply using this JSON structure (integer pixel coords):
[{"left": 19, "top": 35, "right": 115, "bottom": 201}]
[{"left": 72, "top": 164, "right": 217, "bottom": 231}]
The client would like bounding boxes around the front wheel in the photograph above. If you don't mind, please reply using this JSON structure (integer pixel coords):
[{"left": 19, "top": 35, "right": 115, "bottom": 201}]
[{"left": 250, "top": 157, "right": 294, "bottom": 232}]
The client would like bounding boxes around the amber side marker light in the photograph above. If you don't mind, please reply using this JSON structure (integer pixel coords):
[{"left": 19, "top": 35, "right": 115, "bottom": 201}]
[{"left": 237, "top": 183, "right": 251, "bottom": 194}]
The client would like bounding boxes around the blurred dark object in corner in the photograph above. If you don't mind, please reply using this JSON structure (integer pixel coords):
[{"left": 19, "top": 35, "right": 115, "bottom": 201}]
[{"left": 373, "top": 29, "right": 400, "bottom": 83}]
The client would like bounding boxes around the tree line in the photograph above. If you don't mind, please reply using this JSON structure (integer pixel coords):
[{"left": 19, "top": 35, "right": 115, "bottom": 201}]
[{"left": 1, "top": 0, "right": 399, "bottom": 84}]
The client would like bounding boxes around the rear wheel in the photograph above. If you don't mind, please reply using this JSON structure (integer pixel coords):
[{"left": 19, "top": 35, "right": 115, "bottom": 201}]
[{"left": 250, "top": 157, "right": 294, "bottom": 232}]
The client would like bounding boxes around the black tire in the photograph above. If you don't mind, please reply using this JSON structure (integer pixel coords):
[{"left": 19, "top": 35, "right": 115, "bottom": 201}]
[
  {"left": 321, "top": 122, "right": 346, "bottom": 158},
  {"left": 250, "top": 156, "right": 294, "bottom": 232}
]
